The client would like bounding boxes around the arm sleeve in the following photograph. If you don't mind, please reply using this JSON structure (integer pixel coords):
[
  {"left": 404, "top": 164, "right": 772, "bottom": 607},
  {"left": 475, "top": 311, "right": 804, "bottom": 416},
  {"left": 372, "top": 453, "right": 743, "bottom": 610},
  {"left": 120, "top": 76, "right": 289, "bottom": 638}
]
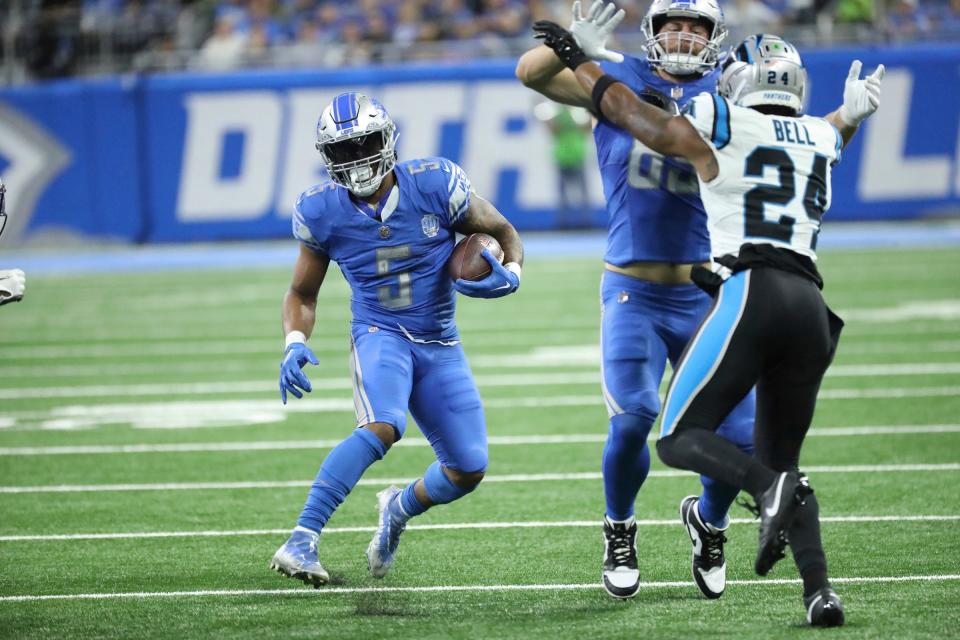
[{"left": 292, "top": 192, "right": 329, "bottom": 255}]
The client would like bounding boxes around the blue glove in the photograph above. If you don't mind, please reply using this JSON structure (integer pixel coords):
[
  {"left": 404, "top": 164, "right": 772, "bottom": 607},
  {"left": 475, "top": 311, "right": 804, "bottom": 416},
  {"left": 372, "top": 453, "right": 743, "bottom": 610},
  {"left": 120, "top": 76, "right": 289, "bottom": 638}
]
[
  {"left": 279, "top": 342, "right": 319, "bottom": 404},
  {"left": 454, "top": 249, "right": 520, "bottom": 299}
]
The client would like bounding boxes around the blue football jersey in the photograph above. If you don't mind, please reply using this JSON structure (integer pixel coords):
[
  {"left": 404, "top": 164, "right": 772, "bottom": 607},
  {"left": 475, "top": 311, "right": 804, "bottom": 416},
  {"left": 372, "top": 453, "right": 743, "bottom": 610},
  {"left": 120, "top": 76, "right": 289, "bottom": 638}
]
[
  {"left": 595, "top": 55, "right": 721, "bottom": 265},
  {"left": 292, "top": 157, "right": 472, "bottom": 342}
]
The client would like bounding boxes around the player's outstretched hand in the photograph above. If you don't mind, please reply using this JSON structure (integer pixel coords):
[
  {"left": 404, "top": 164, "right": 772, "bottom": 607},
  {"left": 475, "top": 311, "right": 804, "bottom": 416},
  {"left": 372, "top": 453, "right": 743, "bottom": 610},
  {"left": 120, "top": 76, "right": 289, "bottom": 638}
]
[
  {"left": 533, "top": 20, "right": 589, "bottom": 70},
  {"left": 839, "top": 60, "right": 885, "bottom": 127},
  {"left": 279, "top": 342, "right": 319, "bottom": 404},
  {"left": 454, "top": 249, "right": 520, "bottom": 299},
  {"left": 570, "top": 0, "right": 625, "bottom": 63},
  {"left": 0, "top": 269, "right": 25, "bottom": 306}
]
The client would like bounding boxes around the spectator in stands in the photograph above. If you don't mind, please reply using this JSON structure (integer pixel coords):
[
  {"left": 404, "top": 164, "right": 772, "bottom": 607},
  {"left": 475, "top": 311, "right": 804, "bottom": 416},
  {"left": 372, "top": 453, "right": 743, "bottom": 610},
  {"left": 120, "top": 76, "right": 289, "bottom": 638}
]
[
  {"left": 276, "top": 17, "right": 325, "bottom": 67},
  {"left": 393, "top": 0, "right": 423, "bottom": 49},
  {"left": 194, "top": 13, "right": 247, "bottom": 70},
  {"left": 929, "top": 0, "right": 960, "bottom": 37},
  {"left": 23, "top": 0, "right": 81, "bottom": 79},
  {"left": 724, "top": 0, "right": 781, "bottom": 41},
  {"left": 887, "top": 0, "right": 929, "bottom": 40},
  {"left": 834, "top": 0, "right": 875, "bottom": 25}
]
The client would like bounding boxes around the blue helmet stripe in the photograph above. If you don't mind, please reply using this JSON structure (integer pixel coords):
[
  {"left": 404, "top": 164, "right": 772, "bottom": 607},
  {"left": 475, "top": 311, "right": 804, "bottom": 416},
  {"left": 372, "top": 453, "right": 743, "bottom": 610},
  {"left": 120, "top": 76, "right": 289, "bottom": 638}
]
[{"left": 333, "top": 92, "right": 359, "bottom": 132}]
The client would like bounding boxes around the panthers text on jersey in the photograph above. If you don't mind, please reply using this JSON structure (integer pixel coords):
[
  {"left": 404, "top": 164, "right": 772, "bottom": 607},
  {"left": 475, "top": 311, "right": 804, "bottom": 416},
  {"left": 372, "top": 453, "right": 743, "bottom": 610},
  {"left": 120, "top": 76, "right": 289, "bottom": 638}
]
[
  {"left": 682, "top": 93, "right": 843, "bottom": 261},
  {"left": 292, "top": 157, "right": 472, "bottom": 343},
  {"left": 596, "top": 54, "right": 720, "bottom": 265}
]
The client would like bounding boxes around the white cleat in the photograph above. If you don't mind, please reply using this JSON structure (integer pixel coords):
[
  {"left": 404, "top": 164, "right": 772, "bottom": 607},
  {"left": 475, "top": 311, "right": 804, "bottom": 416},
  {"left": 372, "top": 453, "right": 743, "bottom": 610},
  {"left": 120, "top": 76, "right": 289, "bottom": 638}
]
[
  {"left": 602, "top": 515, "right": 640, "bottom": 599},
  {"left": 270, "top": 528, "right": 330, "bottom": 588},
  {"left": 680, "top": 495, "right": 727, "bottom": 599},
  {"left": 365, "top": 485, "right": 406, "bottom": 579}
]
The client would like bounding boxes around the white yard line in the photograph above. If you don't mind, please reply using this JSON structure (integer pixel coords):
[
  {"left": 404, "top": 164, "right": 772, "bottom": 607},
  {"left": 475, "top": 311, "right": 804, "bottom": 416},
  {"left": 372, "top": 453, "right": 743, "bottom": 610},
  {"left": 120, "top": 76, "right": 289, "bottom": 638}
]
[
  {"left": 2, "top": 370, "right": 960, "bottom": 400},
  {"left": 1, "top": 464, "right": 957, "bottom": 494},
  {"left": 6, "top": 354, "right": 960, "bottom": 379},
  {"left": 1, "top": 424, "right": 958, "bottom": 456},
  {"left": 1, "top": 515, "right": 957, "bottom": 543},
  {"left": 1, "top": 574, "right": 958, "bottom": 603}
]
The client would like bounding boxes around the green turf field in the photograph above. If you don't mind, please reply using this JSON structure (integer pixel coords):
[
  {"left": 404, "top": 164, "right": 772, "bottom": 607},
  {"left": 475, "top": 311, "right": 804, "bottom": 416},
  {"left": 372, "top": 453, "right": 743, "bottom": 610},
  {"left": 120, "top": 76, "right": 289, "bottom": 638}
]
[{"left": 1, "top": 245, "right": 959, "bottom": 639}]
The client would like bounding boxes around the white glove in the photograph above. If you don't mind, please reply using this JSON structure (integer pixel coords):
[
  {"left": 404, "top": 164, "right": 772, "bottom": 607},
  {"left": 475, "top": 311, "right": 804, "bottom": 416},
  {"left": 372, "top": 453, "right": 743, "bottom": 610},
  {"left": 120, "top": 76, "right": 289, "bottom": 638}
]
[
  {"left": 570, "top": 0, "right": 625, "bottom": 64},
  {"left": 0, "top": 268, "right": 25, "bottom": 305},
  {"left": 838, "top": 60, "right": 885, "bottom": 127}
]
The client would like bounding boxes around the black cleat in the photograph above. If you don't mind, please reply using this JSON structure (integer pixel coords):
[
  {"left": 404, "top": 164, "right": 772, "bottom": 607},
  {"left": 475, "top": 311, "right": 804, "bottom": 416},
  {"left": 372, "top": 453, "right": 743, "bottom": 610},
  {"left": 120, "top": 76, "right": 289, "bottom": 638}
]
[
  {"left": 602, "top": 515, "right": 640, "bottom": 599},
  {"left": 754, "top": 471, "right": 813, "bottom": 576},
  {"left": 804, "top": 586, "right": 845, "bottom": 627},
  {"left": 680, "top": 495, "right": 727, "bottom": 599}
]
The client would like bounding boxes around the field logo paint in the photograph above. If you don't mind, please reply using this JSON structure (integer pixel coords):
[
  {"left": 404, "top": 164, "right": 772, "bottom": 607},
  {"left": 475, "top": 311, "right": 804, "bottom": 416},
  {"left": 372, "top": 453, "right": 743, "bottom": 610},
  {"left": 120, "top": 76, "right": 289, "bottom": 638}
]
[{"left": 0, "top": 103, "right": 71, "bottom": 244}]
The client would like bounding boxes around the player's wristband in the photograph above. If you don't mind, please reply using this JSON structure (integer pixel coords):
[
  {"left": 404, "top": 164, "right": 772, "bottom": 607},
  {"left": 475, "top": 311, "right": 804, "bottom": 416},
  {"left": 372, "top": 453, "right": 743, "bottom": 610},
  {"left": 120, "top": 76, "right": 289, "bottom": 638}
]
[
  {"left": 591, "top": 74, "right": 623, "bottom": 118},
  {"left": 504, "top": 262, "right": 522, "bottom": 280},
  {"left": 285, "top": 330, "right": 307, "bottom": 350}
]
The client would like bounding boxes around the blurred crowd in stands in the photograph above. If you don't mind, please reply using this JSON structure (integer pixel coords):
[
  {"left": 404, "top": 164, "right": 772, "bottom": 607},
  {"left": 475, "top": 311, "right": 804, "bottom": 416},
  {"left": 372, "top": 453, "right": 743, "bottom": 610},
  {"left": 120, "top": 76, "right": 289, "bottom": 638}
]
[{"left": 1, "top": 0, "right": 956, "bottom": 81}]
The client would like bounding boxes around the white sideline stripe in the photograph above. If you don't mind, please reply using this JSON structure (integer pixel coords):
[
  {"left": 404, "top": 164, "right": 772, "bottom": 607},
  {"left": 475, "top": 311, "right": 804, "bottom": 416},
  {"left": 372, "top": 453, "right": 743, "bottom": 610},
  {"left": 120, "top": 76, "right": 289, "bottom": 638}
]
[
  {"left": 3, "top": 373, "right": 960, "bottom": 400},
  {"left": 1, "top": 464, "right": 957, "bottom": 494},
  {"left": 6, "top": 348, "right": 960, "bottom": 379},
  {"left": 2, "top": 515, "right": 957, "bottom": 543},
  {"left": 2, "top": 574, "right": 959, "bottom": 603},
  {"left": 3, "top": 424, "right": 960, "bottom": 456}
]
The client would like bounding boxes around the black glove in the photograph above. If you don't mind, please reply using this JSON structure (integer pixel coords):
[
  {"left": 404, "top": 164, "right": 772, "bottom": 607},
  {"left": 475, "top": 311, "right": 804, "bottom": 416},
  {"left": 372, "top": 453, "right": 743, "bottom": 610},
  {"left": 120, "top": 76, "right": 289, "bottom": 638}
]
[{"left": 532, "top": 20, "right": 589, "bottom": 70}]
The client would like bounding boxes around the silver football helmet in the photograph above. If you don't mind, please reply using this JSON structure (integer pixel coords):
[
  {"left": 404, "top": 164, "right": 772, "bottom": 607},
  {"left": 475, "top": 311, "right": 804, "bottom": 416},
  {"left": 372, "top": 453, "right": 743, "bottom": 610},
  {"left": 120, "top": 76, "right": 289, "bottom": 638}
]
[
  {"left": 315, "top": 92, "right": 399, "bottom": 197},
  {"left": 641, "top": 0, "right": 727, "bottom": 76},
  {"left": 719, "top": 34, "right": 806, "bottom": 114}
]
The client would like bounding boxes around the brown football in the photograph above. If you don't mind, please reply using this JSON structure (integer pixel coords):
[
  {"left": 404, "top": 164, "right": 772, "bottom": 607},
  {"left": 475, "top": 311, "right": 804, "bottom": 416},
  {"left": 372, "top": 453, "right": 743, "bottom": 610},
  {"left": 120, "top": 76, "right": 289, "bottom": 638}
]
[{"left": 447, "top": 233, "right": 505, "bottom": 281}]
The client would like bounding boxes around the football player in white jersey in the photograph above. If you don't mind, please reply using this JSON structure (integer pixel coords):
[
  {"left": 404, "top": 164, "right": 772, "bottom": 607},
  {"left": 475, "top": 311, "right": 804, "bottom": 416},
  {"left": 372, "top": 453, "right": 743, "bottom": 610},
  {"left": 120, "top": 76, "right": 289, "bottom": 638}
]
[
  {"left": 0, "top": 180, "right": 27, "bottom": 306},
  {"left": 533, "top": 21, "right": 883, "bottom": 627}
]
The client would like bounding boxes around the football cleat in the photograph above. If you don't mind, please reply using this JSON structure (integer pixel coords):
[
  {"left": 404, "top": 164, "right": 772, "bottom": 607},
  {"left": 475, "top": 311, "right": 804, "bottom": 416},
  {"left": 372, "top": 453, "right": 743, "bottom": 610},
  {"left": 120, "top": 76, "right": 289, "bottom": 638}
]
[
  {"left": 602, "top": 515, "right": 640, "bottom": 599},
  {"left": 755, "top": 471, "right": 813, "bottom": 576},
  {"left": 804, "top": 586, "right": 845, "bottom": 627},
  {"left": 680, "top": 495, "right": 727, "bottom": 599},
  {"left": 365, "top": 485, "right": 407, "bottom": 578},
  {"left": 269, "top": 528, "right": 329, "bottom": 588}
]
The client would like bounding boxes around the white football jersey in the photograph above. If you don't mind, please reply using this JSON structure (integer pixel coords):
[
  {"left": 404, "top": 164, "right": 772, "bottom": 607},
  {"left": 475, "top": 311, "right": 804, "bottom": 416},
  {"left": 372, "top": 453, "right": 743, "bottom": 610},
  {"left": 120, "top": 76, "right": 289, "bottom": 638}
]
[{"left": 682, "top": 92, "right": 843, "bottom": 261}]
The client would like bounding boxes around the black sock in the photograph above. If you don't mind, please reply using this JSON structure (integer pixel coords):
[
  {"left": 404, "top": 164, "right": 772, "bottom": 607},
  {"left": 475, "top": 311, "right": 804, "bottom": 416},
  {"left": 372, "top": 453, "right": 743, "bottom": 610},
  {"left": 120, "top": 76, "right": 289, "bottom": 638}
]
[{"left": 802, "top": 565, "right": 829, "bottom": 597}]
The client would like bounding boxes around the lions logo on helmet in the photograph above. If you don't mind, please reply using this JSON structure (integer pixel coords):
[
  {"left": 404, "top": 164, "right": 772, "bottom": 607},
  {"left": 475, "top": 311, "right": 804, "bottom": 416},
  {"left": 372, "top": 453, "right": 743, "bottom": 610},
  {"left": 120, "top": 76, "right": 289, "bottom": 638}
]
[
  {"left": 641, "top": 0, "right": 728, "bottom": 76},
  {"left": 720, "top": 34, "right": 807, "bottom": 114},
  {"left": 315, "top": 93, "right": 399, "bottom": 198}
]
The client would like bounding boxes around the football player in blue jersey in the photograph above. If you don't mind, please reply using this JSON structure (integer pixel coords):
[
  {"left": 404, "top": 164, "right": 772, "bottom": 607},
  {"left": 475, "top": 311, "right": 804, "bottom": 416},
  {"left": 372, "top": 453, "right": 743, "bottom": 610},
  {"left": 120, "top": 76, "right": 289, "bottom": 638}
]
[
  {"left": 270, "top": 92, "right": 523, "bottom": 587},
  {"left": 535, "top": 23, "right": 883, "bottom": 624},
  {"left": 518, "top": 0, "right": 753, "bottom": 600}
]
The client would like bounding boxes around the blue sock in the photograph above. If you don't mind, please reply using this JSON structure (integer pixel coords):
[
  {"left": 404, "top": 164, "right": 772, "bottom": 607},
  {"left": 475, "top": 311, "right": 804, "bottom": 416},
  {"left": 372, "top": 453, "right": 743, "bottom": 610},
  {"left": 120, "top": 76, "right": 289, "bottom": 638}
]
[
  {"left": 297, "top": 428, "right": 387, "bottom": 533},
  {"left": 398, "top": 482, "right": 428, "bottom": 520},
  {"left": 698, "top": 475, "right": 739, "bottom": 529},
  {"left": 602, "top": 412, "right": 654, "bottom": 521}
]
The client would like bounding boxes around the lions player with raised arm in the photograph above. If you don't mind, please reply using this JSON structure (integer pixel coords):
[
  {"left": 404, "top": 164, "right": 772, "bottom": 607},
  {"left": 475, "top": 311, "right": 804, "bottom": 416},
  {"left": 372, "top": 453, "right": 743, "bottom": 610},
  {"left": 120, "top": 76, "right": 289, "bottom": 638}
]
[
  {"left": 518, "top": 0, "right": 754, "bottom": 600},
  {"left": 270, "top": 92, "right": 523, "bottom": 586},
  {"left": 536, "top": 20, "right": 883, "bottom": 625}
]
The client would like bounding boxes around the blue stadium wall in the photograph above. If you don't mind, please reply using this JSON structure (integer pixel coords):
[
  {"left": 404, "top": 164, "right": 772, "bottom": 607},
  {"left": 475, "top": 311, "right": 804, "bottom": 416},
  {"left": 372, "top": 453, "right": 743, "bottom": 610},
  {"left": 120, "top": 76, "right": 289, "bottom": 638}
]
[{"left": 0, "top": 44, "right": 958, "bottom": 244}]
